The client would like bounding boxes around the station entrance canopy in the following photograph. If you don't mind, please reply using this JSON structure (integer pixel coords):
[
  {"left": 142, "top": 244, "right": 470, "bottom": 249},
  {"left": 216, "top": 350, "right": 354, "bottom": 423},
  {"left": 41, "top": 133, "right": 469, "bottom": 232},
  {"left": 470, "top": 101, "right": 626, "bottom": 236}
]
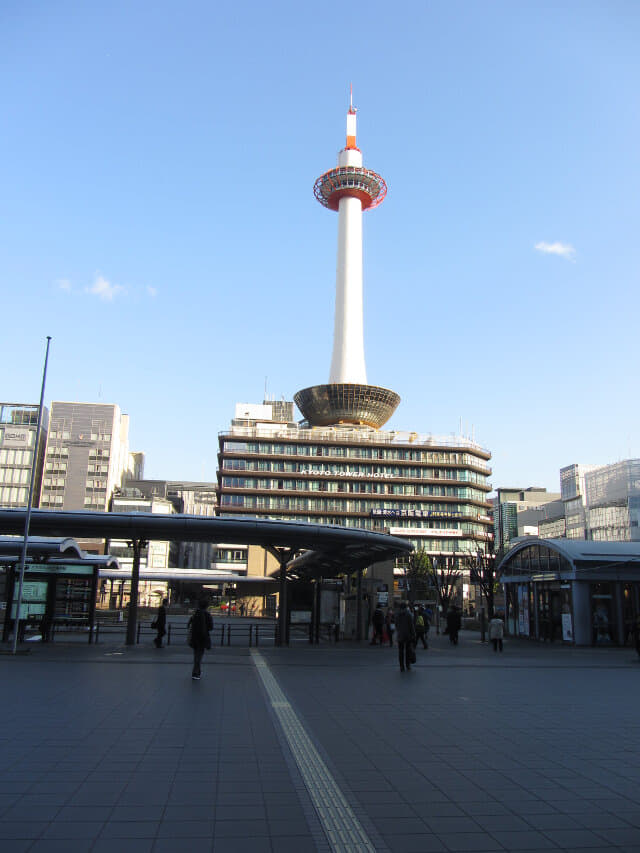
[
  {"left": 0, "top": 510, "right": 412, "bottom": 646},
  {"left": 0, "top": 509, "right": 412, "bottom": 574}
]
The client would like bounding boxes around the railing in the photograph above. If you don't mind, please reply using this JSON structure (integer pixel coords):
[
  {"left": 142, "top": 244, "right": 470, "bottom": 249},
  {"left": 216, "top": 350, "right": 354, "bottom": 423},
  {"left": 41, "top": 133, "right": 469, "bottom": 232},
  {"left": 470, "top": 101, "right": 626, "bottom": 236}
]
[{"left": 219, "top": 426, "right": 491, "bottom": 457}]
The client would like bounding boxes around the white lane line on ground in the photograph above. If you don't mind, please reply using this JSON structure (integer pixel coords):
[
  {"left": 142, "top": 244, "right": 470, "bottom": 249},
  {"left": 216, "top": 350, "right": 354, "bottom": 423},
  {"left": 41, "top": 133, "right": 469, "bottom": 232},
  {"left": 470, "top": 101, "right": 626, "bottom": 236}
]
[{"left": 251, "top": 650, "right": 376, "bottom": 853}]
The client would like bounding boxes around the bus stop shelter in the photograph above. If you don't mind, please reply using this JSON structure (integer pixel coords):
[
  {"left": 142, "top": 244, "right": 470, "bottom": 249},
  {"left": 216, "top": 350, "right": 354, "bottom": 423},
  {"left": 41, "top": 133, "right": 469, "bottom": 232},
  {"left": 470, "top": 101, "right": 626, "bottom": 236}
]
[{"left": 0, "top": 509, "right": 412, "bottom": 646}]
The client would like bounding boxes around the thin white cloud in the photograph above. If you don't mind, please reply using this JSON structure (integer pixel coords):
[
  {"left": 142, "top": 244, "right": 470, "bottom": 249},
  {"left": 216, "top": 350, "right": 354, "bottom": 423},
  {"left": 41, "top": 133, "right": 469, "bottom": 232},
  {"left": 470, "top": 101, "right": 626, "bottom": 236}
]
[
  {"left": 146, "top": 285, "right": 158, "bottom": 297},
  {"left": 57, "top": 278, "right": 72, "bottom": 292},
  {"left": 86, "top": 274, "right": 125, "bottom": 301},
  {"left": 534, "top": 241, "right": 576, "bottom": 261}
]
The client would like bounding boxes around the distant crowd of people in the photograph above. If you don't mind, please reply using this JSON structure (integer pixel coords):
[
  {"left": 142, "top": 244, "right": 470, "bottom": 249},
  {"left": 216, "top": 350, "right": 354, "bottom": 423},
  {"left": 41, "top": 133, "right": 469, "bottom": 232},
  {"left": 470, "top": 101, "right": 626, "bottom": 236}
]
[{"left": 370, "top": 602, "right": 506, "bottom": 670}]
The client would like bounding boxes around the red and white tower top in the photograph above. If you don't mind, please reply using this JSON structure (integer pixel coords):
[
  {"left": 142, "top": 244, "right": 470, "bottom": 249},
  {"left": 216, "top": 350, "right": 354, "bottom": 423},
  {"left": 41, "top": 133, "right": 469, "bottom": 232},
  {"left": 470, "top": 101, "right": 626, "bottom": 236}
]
[{"left": 313, "top": 91, "right": 387, "bottom": 212}]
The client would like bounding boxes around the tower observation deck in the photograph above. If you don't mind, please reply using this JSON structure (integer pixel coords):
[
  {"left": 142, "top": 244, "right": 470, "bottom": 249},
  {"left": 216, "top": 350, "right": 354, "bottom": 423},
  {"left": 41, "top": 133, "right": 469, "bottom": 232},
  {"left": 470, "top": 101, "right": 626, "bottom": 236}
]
[{"left": 295, "top": 94, "right": 400, "bottom": 429}]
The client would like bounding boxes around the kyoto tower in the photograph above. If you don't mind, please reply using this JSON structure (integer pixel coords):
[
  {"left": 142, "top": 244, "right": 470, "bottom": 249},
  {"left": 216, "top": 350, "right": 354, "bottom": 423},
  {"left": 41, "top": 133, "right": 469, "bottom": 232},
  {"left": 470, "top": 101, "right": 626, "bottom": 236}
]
[{"left": 295, "top": 93, "right": 400, "bottom": 428}]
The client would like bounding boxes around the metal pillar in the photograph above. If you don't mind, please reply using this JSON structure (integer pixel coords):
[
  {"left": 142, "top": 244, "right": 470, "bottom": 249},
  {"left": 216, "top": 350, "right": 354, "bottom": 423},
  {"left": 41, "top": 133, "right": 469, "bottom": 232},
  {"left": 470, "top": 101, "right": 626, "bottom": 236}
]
[
  {"left": 266, "top": 546, "right": 295, "bottom": 648},
  {"left": 11, "top": 336, "right": 51, "bottom": 654},
  {"left": 126, "top": 538, "right": 146, "bottom": 646},
  {"left": 356, "top": 567, "right": 363, "bottom": 642}
]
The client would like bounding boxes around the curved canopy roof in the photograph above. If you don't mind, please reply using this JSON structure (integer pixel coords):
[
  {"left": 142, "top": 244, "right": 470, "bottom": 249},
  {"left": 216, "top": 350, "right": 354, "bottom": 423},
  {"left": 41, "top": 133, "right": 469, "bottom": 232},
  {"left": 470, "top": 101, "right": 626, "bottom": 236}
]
[
  {"left": 0, "top": 509, "right": 412, "bottom": 575},
  {"left": 498, "top": 537, "right": 640, "bottom": 582},
  {"left": 0, "top": 536, "right": 84, "bottom": 559}
]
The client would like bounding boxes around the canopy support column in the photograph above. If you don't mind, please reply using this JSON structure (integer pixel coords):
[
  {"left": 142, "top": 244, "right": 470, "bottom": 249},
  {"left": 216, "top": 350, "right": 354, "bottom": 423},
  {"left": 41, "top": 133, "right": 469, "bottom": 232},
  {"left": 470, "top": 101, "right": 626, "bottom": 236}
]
[
  {"left": 265, "top": 546, "right": 296, "bottom": 647},
  {"left": 356, "top": 567, "right": 363, "bottom": 642},
  {"left": 126, "top": 538, "right": 146, "bottom": 646}
]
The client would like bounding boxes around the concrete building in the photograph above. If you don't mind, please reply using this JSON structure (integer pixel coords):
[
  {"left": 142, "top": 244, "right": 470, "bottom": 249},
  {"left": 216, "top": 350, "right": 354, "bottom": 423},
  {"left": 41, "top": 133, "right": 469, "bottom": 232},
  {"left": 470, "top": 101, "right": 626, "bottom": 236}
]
[
  {"left": 492, "top": 487, "right": 562, "bottom": 552},
  {"left": 106, "top": 487, "right": 177, "bottom": 609},
  {"left": 0, "top": 402, "right": 48, "bottom": 508},
  {"left": 40, "top": 402, "right": 137, "bottom": 511}
]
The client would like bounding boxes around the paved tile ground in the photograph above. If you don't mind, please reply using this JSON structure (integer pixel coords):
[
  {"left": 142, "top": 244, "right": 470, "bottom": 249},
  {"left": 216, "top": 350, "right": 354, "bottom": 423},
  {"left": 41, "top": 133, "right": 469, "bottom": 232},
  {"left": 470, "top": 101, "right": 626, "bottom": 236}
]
[{"left": 1, "top": 631, "right": 639, "bottom": 851}]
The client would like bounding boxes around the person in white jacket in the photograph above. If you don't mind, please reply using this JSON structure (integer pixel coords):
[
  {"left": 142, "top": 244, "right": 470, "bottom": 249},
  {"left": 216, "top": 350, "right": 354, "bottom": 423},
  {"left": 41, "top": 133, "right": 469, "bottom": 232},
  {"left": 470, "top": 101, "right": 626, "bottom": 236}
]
[{"left": 488, "top": 613, "right": 504, "bottom": 652}]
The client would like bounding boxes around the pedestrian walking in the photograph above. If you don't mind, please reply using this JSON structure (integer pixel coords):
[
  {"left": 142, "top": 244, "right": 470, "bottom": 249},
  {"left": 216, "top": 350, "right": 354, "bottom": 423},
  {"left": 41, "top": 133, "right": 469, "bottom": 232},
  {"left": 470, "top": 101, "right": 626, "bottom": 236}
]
[
  {"left": 396, "top": 601, "right": 416, "bottom": 672},
  {"left": 488, "top": 612, "right": 504, "bottom": 652},
  {"left": 414, "top": 606, "right": 428, "bottom": 649},
  {"left": 188, "top": 598, "right": 213, "bottom": 680},
  {"left": 446, "top": 605, "right": 461, "bottom": 645},
  {"left": 370, "top": 604, "right": 385, "bottom": 645},
  {"left": 152, "top": 597, "right": 168, "bottom": 648},
  {"left": 385, "top": 608, "right": 395, "bottom": 647}
]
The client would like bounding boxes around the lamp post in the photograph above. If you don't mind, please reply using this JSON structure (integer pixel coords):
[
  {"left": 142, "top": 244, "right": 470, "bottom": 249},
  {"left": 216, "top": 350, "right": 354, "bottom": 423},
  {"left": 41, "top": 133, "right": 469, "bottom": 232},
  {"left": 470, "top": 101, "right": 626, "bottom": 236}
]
[{"left": 12, "top": 336, "right": 51, "bottom": 654}]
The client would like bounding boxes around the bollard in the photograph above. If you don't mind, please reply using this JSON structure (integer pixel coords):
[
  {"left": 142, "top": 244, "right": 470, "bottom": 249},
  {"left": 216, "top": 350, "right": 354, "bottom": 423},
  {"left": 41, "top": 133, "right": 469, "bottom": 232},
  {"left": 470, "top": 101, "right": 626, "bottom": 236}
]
[
  {"left": 249, "top": 624, "right": 253, "bottom": 647},
  {"left": 220, "top": 624, "right": 224, "bottom": 646},
  {"left": 255, "top": 625, "right": 259, "bottom": 647},
  {"left": 227, "top": 623, "right": 231, "bottom": 646},
  {"left": 137, "top": 622, "right": 141, "bottom": 644},
  {"left": 95, "top": 622, "right": 99, "bottom": 644},
  {"left": 480, "top": 608, "right": 486, "bottom": 643},
  {"left": 167, "top": 624, "right": 172, "bottom": 646}
]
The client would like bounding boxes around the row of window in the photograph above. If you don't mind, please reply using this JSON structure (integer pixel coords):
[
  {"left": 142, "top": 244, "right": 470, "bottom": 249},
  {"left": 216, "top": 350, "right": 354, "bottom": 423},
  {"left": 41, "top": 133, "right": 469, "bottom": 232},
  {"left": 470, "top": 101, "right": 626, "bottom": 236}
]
[
  {"left": 0, "top": 448, "right": 34, "bottom": 466},
  {"left": 221, "top": 476, "right": 487, "bottom": 501},
  {"left": 46, "top": 446, "right": 69, "bottom": 458},
  {"left": 0, "top": 485, "right": 28, "bottom": 504},
  {"left": 221, "top": 458, "right": 489, "bottom": 485},
  {"left": 48, "top": 431, "right": 112, "bottom": 441},
  {"left": 217, "top": 511, "right": 483, "bottom": 550},
  {"left": 0, "top": 467, "right": 30, "bottom": 485},
  {"left": 222, "top": 441, "right": 489, "bottom": 469},
  {"left": 219, "top": 493, "right": 489, "bottom": 525}
]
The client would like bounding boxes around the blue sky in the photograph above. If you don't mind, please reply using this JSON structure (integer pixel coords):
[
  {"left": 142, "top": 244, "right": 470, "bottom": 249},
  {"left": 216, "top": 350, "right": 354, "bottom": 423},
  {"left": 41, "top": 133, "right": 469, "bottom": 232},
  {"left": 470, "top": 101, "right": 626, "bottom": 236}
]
[{"left": 2, "top": 1, "right": 639, "bottom": 491}]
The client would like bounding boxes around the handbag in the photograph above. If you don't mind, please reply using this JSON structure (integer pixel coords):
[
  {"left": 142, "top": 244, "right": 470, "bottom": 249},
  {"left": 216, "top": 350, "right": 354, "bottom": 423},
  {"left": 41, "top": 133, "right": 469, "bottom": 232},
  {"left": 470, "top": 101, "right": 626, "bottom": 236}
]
[{"left": 408, "top": 643, "right": 417, "bottom": 664}]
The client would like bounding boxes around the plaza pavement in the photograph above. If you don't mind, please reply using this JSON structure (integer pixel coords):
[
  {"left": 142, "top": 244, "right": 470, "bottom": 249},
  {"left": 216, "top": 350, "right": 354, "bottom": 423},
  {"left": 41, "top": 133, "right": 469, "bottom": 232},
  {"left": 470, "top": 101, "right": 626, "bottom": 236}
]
[{"left": 1, "top": 630, "right": 639, "bottom": 852}]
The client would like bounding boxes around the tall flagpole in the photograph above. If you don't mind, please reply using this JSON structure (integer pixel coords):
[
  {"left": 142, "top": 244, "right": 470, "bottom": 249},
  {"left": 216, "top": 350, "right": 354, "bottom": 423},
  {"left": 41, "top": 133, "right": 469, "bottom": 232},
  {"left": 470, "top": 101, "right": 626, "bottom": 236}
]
[{"left": 12, "top": 336, "right": 52, "bottom": 654}]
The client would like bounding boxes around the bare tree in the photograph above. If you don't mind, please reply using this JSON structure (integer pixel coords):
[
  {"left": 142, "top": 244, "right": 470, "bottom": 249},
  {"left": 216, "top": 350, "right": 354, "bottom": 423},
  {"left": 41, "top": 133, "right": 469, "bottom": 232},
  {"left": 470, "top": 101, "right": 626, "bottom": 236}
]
[
  {"left": 430, "top": 555, "right": 462, "bottom": 615},
  {"left": 464, "top": 550, "right": 499, "bottom": 618}
]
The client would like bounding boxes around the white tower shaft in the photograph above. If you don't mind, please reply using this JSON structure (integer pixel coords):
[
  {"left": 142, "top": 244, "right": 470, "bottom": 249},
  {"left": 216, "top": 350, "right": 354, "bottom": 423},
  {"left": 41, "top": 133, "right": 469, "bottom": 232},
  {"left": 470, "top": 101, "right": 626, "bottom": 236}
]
[{"left": 329, "top": 145, "right": 367, "bottom": 384}]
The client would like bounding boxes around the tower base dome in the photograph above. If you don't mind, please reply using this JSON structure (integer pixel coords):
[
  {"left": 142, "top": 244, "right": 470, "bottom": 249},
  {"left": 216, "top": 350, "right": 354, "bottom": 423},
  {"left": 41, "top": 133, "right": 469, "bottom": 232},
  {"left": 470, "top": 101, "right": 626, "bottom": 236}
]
[{"left": 294, "top": 383, "right": 400, "bottom": 429}]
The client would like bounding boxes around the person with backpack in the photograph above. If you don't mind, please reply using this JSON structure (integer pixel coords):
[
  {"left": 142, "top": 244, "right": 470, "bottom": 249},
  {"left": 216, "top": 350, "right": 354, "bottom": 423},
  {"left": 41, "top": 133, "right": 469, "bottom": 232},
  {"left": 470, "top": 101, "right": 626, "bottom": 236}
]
[
  {"left": 414, "top": 606, "right": 428, "bottom": 649},
  {"left": 188, "top": 598, "right": 213, "bottom": 680}
]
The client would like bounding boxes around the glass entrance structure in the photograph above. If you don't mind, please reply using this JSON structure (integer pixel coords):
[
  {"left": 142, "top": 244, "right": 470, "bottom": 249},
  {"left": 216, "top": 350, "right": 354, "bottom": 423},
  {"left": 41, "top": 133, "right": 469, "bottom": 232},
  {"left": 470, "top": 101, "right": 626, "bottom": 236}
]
[{"left": 498, "top": 538, "right": 640, "bottom": 646}]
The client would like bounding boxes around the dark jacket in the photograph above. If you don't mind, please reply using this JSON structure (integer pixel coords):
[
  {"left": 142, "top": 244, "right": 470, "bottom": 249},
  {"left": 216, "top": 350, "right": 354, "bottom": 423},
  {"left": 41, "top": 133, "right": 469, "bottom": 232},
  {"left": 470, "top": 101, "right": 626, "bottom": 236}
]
[
  {"left": 190, "top": 607, "right": 213, "bottom": 648},
  {"left": 395, "top": 607, "right": 416, "bottom": 644},
  {"left": 156, "top": 604, "right": 167, "bottom": 634},
  {"left": 372, "top": 607, "right": 384, "bottom": 628},
  {"left": 446, "top": 609, "right": 461, "bottom": 632}
]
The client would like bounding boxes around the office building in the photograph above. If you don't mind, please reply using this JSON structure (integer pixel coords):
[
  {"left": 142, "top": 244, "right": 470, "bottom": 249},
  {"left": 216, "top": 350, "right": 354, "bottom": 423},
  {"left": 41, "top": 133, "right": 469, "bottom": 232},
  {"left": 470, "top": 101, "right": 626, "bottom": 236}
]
[
  {"left": 40, "top": 402, "right": 137, "bottom": 511},
  {"left": 492, "top": 487, "right": 561, "bottom": 552},
  {"left": 0, "top": 402, "right": 48, "bottom": 508}
]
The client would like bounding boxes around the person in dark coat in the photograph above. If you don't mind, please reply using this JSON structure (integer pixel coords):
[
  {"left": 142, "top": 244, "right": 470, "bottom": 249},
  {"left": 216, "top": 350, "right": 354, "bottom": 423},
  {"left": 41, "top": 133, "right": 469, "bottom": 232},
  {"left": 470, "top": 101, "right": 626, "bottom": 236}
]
[
  {"left": 396, "top": 601, "right": 416, "bottom": 672},
  {"left": 153, "top": 598, "right": 168, "bottom": 648},
  {"left": 189, "top": 598, "right": 213, "bottom": 680},
  {"left": 385, "top": 608, "right": 395, "bottom": 647},
  {"left": 446, "top": 605, "right": 461, "bottom": 645},
  {"left": 370, "top": 605, "right": 385, "bottom": 645}
]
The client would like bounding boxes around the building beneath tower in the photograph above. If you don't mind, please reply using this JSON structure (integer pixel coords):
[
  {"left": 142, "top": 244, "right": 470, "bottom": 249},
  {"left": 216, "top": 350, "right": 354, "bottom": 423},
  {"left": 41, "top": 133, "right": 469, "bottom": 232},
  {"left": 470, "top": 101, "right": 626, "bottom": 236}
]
[{"left": 217, "top": 401, "right": 492, "bottom": 560}]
